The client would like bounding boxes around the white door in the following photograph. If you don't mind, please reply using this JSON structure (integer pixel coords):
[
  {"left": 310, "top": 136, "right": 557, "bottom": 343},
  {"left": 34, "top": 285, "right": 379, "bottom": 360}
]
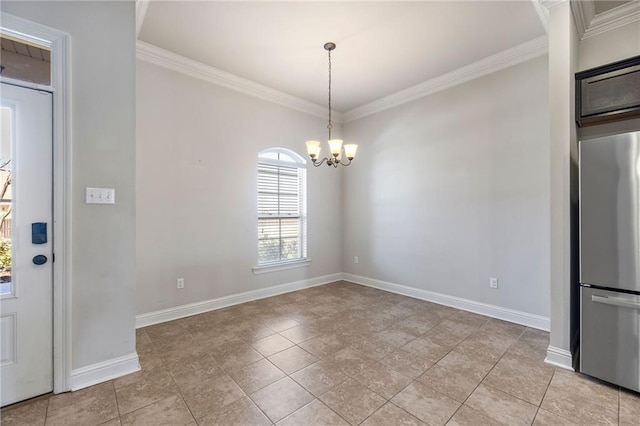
[{"left": 0, "top": 83, "right": 53, "bottom": 406}]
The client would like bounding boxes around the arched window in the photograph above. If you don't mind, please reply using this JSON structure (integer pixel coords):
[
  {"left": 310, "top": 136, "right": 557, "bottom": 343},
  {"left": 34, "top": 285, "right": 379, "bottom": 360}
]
[{"left": 257, "top": 148, "right": 307, "bottom": 265}]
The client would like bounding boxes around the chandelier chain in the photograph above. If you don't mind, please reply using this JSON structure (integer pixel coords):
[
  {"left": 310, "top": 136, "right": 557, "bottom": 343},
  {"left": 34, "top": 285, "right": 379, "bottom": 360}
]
[{"left": 327, "top": 47, "right": 332, "bottom": 140}]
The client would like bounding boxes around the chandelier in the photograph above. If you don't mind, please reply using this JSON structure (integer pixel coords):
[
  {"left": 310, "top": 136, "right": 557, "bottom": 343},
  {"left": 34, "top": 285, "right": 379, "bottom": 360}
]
[{"left": 305, "top": 42, "right": 357, "bottom": 167}]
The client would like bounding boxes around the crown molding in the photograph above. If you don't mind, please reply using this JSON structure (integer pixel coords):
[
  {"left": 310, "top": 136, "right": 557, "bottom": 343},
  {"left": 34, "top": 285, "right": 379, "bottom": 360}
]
[
  {"left": 342, "top": 36, "right": 549, "bottom": 122},
  {"left": 136, "top": 40, "right": 339, "bottom": 122},
  {"left": 531, "top": 0, "right": 550, "bottom": 33},
  {"left": 137, "top": 34, "right": 549, "bottom": 124},
  {"left": 136, "top": 0, "right": 149, "bottom": 38},
  {"left": 571, "top": 0, "right": 595, "bottom": 37},
  {"left": 134, "top": 1, "right": 634, "bottom": 126},
  {"left": 582, "top": 0, "right": 640, "bottom": 40},
  {"left": 540, "top": 0, "right": 567, "bottom": 10}
]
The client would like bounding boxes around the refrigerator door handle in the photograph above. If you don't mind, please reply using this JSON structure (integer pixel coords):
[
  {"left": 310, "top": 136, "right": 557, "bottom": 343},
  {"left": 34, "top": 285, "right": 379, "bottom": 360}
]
[{"left": 592, "top": 295, "right": 640, "bottom": 310}]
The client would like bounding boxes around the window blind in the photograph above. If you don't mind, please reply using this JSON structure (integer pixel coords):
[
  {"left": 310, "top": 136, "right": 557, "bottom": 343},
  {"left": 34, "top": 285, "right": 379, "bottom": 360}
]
[{"left": 257, "top": 159, "right": 306, "bottom": 264}]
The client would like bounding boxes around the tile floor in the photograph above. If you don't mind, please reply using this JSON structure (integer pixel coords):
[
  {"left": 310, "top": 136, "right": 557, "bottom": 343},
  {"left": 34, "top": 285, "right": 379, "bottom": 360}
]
[{"left": 2, "top": 281, "right": 640, "bottom": 425}]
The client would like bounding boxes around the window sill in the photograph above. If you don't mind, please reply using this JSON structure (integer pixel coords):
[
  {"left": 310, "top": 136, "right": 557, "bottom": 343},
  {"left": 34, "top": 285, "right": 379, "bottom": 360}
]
[{"left": 252, "top": 259, "right": 312, "bottom": 275}]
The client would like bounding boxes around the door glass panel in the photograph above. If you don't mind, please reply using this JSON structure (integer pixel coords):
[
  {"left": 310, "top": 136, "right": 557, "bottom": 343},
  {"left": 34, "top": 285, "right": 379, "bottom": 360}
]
[
  {"left": 0, "top": 37, "right": 51, "bottom": 86},
  {"left": 0, "top": 107, "right": 12, "bottom": 296}
]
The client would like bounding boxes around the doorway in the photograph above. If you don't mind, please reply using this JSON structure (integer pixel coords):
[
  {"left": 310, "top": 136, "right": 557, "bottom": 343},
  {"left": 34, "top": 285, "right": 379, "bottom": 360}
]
[
  {"left": 0, "top": 83, "right": 53, "bottom": 406},
  {"left": 0, "top": 12, "right": 72, "bottom": 403}
]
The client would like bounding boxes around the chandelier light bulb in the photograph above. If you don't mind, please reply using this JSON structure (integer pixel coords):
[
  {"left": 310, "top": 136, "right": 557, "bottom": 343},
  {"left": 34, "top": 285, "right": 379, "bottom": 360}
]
[
  {"left": 305, "top": 140, "right": 321, "bottom": 159},
  {"left": 329, "top": 139, "right": 343, "bottom": 157},
  {"left": 343, "top": 144, "right": 358, "bottom": 160}
]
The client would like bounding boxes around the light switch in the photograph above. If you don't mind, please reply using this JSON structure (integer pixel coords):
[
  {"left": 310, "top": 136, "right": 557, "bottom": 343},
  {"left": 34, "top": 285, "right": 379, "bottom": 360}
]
[{"left": 86, "top": 187, "right": 115, "bottom": 204}]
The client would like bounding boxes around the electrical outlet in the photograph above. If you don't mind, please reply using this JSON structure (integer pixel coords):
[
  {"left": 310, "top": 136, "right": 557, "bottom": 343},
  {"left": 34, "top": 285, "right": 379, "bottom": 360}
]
[
  {"left": 354, "top": 256, "right": 359, "bottom": 264},
  {"left": 489, "top": 277, "right": 498, "bottom": 289},
  {"left": 177, "top": 278, "right": 184, "bottom": 289}
]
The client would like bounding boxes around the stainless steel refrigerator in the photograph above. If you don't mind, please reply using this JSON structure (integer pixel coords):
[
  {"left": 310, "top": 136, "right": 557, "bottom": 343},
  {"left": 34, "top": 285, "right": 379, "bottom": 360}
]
[{"left": 580, "top": 131, "right": 640, "bottom": 392}]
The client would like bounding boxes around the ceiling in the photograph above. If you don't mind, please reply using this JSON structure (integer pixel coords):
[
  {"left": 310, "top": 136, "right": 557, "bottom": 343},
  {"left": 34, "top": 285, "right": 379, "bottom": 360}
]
[{"left": 138, "top": 1, "right": 546, "bottom": 113}]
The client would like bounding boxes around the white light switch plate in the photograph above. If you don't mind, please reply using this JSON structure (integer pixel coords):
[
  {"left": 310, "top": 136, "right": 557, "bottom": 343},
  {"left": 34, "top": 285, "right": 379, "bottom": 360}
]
[{"left": 86, "top": 187, "right": 115, "bottom": 204}]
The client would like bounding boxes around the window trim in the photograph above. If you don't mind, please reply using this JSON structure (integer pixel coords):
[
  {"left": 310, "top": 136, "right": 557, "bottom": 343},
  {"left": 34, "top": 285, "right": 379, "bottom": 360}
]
[{"left": 252, "top": 258, "right": 312, "bottom": 275}]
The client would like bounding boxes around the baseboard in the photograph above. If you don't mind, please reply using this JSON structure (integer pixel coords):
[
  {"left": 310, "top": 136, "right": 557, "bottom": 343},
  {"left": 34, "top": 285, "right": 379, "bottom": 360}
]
[
  {"left": 545, "top": 345, "right": 575, "bottom": 371},
  {"left": 136, "top": 273, "right": 343, "bottom": 328},
  {"left": 343, "top": 273, "right": 550, "bottom": 331},
  {"left": 136, "top": 271, "right": 551, "bottom": 333},
  {"left": 70, "top": 352, "right": 140, "bottom": 391}
]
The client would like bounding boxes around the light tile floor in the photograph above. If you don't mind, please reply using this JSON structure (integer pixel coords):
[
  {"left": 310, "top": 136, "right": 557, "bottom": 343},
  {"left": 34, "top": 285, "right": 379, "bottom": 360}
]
[{"left": 3, "top": 281, "right": 640, "bottom": 425}]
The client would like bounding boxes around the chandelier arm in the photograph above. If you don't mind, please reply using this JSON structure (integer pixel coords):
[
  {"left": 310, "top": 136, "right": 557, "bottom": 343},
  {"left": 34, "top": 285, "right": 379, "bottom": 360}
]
[
  {"left": 311, "top": 157, "right": 328, "bottom": 167},
  {"left": 338, "top": 158, "right": 353, "bottom": 166}
]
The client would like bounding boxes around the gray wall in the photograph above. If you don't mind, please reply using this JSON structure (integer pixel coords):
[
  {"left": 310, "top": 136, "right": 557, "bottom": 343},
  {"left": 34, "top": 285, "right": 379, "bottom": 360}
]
[
  {"left": 547, "top": 1, "right": 579, "bottom": 362},
  {"left": 342, "top": 56, "right": 550, "bottom": 318},
  {"left": 1, "top": 2, "right": 137, "bottom": 369},
  {"left": 136, "top": 60, "right": 343, "bottom": 315}
]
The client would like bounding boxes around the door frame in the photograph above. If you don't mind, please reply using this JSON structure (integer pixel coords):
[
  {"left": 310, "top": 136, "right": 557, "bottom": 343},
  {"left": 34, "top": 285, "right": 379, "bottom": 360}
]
[{"left": 0, "top": 13, "right": 72, "bottom": 394}]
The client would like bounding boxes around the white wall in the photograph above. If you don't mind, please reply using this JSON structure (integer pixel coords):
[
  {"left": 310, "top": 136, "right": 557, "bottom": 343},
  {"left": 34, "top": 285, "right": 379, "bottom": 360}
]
[
  {"left": 1, "top": 2, "right": 137, "bottom": 370},
  {"left": 136, "top": 60, "right": 343, "bottom": 315},
  {"left": 342, "top": 56, "right": 550, "bottom": 318}
]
